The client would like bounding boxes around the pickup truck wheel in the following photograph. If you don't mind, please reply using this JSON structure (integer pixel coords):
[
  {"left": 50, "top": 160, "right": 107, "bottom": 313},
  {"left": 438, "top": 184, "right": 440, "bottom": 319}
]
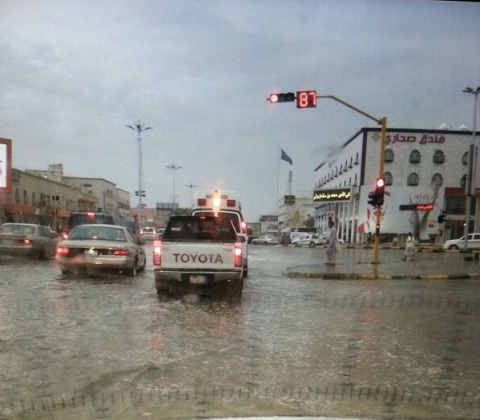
[
  {"left": 309, "top": 242, "right": 316, "bottom": 248},
  {"left": 155, "top": 278, "right": 169, "bottom": 294}
]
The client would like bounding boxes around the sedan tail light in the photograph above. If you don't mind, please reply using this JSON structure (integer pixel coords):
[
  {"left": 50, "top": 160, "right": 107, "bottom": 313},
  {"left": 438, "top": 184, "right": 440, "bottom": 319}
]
[
  {"left": 56, "top": 246, "right": 70, "bottom": 256},
  {"left": 113, "top": 249, "right": 129, "bottom": 256},
  {"left": 153, "top": 240, "right": 162, "bottom": 267},
  {"left": 234, "top": 243, "right": 243, "bottom": 268}
]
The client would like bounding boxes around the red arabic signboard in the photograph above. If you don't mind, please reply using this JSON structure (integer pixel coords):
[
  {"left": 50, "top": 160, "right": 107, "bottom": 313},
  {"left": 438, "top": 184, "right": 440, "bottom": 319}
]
[{"left": 0, "top": 138, "right": 12, "bottom": 194}]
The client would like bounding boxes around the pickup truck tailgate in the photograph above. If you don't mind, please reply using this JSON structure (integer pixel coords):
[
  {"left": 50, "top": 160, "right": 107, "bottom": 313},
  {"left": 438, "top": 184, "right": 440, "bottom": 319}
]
[{"left": 161, "top": 242, "right": 236, "bottom": 271}]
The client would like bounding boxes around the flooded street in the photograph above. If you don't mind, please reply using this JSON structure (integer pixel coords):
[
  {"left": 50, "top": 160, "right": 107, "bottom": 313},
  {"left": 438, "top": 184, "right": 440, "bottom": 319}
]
[{"left": 0, "top": 245, "right": 479, "bottom": 419}]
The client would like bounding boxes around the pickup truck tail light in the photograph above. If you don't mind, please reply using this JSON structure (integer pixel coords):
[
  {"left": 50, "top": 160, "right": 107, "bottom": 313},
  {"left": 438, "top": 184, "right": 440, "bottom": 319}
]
[
  {"left": 153, "top": 240, "right": 162, "bottom": 267},
  {"left": 234, "top": 243, "right": 243, "bottom": 268},
  {"left": 241, "top": 221, "right": 247, "bottom": 234}
]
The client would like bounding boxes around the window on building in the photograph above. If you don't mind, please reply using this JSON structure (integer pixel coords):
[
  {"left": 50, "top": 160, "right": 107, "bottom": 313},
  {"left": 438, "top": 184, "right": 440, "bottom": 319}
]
[
  {"left": 407, "top": 172, "right": 419, "bottom": 186},
  {"left": 384, "top": 149, "right": 394, "bottom": 163},
  {"left": 409, "top": 149, "right": 421, "bottom": 164},
  {"left": 384, "top": 172, "right": 393, "bottom": 186},
  {"left": 32, "top": 192, "right": 36, "bottom": 206},
  {"left": 461, "top": 174, "right": 467, "bottom": 188},
  {"left": 23, "top": 190, "right": 28, "bottom": 205},
  {"left": 431, "top": 173, "right": 443, "bottom": 187},
  {"left": 433, "top": 150, "right": 445, "bottom": 164},
  {"left": 355, "top": 152, "right": 359, "bottom": 165},
  {"left": 349, "top": 157, "right": 353, "bottom": 168},
  {"left": 462, "top": 151, "right": 468, "bottom": 165}
]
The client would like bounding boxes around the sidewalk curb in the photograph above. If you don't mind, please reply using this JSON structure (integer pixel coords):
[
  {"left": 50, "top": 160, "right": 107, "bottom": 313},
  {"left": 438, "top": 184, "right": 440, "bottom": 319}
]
[{"left": 284, "top": 271, "right": 480, "bottom": 280}]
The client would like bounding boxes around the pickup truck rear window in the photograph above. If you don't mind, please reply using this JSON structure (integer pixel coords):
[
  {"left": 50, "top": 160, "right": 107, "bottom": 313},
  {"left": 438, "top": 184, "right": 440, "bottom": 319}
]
[{"left": 164, "top": 216, "right": 237, "bottom": 242}]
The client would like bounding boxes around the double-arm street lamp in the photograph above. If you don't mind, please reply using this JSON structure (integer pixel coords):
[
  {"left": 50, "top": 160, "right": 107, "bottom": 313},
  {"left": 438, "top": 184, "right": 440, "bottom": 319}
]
[
  {"left": 463, "top": 86, "right": 480, "bottom": 253},
  {"left": 127, "top": 121, "right": 152, "bottom": 228},
  {"left": 166, "top": 163, "right": 182, "bottom": 215}
]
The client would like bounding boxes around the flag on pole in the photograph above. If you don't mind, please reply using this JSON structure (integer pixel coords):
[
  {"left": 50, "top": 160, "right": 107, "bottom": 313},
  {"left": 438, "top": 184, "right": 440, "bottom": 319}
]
[{"left": 280, "top": 148, "right": 293, "bottom": 165}]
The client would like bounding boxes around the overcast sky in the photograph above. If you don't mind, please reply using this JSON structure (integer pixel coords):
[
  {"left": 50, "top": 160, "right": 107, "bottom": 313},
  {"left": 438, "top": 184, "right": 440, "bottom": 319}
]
[{"left": 1, "top": 0, "right": 479, "bottom": 221}]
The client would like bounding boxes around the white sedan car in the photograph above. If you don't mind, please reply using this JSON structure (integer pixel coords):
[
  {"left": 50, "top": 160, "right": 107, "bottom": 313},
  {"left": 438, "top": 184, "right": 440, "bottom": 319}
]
[
  {"left": 292, "top": 234, "right": 326, "bottom": 247},
  {"left": 251, "top": 235, "right": 279, "bottom": 245}
]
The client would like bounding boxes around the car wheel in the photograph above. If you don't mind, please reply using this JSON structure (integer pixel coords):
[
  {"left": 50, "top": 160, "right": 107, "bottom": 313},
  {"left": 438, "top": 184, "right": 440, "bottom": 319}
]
[
  {"left": 38, "top": 247, "right": 47, "bottom": 260},
  {"left": 125, "top": 260, "right": 137, "bottom": 277},
  {"left": 138, "top": 256, "right": 146, "bottom": 272},
  {"left": 448, "top": 245, "right": 459, "bottom": 250},
  {"left": 309, "top": 242, "right": 316, "bottom": 248}
]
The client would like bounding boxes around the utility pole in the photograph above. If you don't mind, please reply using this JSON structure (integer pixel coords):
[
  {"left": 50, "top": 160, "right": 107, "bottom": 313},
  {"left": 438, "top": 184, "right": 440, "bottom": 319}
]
[
  {"left": 127, "top": 120, "right": 152, "bottom": 228},
  {"left": 185, "top": 183, "right": 197, "bottom": 209},
  {"left": 462, "top": 86, "right": 480, "bottom": 254},
  {"left": 166, "top": 163, "right": 182, "bottom": 215}
]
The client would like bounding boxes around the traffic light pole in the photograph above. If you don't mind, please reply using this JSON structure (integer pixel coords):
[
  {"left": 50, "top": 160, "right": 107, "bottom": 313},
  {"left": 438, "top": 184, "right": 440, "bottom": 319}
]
[{"left": 317, "top": 96, "right": 387, "bottom": 264}]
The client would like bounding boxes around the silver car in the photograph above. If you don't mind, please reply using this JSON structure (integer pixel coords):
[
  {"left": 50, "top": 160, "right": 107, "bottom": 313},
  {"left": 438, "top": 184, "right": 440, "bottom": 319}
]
[
  {"left": 56, "top": 224, "right": 147, "bottom": 276},
  {"left": 0, "top": 223, "right": 59, "bottom": 259}
]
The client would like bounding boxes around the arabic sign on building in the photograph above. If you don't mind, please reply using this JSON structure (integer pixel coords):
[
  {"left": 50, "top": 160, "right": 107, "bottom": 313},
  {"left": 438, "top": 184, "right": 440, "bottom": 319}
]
[{"left": 313, "top": 188, "right": 351, "bottom": 203}]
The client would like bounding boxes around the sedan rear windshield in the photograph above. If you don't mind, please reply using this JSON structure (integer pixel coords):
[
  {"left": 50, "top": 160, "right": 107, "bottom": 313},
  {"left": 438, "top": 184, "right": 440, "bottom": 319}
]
[{"left": 69, "top": 226, "right": 126, "bottom": 242}]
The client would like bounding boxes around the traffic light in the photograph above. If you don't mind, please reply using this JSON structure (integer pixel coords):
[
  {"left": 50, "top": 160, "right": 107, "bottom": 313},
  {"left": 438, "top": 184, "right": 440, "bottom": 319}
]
[
  {"left": 367, "top": 178, "right": 385, "bottom": 207},
  {"left": 374, "top": 178, "right": 385, "bottom": 206},
  {"left": 268, "top": 92, "right": 295, "bottom": 103}
]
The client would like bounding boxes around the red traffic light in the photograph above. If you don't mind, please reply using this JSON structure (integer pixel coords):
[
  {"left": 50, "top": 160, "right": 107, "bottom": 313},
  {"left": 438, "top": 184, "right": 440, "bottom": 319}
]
[
  {"left": 376, "top": 178, "right": 385, "bottom": 189},
  {"left": 268, "top": 92, "right": 295, "bottom": 103}
]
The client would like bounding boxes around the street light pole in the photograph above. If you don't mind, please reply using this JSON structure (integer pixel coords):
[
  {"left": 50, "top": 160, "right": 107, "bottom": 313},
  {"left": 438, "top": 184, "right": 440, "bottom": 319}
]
[
  {"left": 127, "top": 120, "right": 152, "bottom": 229},
  {"left": 185, "top": 183, "right": 197, "bottom": 208},
  {"left": 462, "top": 87, "right": 480, "bottom": 253},
  {"left": 166, "top": 163, "right": 182, "bottom": 215}
]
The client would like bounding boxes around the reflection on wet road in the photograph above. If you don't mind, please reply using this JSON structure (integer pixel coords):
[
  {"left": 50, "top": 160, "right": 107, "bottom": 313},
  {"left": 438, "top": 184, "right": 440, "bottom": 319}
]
[{"left": 0, "top": 246, "right": 479, "bottom": 419}]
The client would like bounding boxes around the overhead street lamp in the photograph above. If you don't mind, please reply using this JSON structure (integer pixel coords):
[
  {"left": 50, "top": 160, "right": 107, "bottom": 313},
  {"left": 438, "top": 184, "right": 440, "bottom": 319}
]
[
  {"left": 166, "top": 163, "right": 182, "bottom": 215},
  {"left": 127, "top": 120, "right": 152, "bottom": 228},
  {"left": 462, "top": 86, "right": 480, "bottom": 253},
  {"left": 185, "top": 183, "right": 197, "bottom": 208}
]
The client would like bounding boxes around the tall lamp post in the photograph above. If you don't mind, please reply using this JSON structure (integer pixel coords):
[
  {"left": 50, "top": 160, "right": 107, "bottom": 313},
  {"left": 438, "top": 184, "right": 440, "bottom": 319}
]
[
  {"left": 166, "top": 163, "right": 182, "bottom": 215},
  {"left": 127, "top": 120, "right": 152, "bottom": 229},
  {"left": 463, "top": 86, "right": 480, "bottom": 253},
  {"left": 185, "top": 183, "right": 197, "bottom": 208}
]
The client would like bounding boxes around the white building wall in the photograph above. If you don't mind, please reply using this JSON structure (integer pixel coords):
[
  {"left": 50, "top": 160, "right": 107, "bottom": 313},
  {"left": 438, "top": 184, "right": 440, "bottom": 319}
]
[{"left": 315, "top": 128, "right": 476, "bottom": 243}]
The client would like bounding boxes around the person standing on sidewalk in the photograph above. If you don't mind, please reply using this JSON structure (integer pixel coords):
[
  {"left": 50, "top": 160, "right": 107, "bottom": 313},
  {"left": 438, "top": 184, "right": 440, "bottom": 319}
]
[
  {"left": 403, "top": 232, "right": 415, "bottom": 261},
  {"left": 326, "top": 219, "right": 340, "bottom": 265}
]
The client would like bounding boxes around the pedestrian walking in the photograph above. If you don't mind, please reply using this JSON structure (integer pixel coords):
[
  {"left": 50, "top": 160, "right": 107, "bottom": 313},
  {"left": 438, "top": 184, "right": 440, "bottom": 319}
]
[
  {"left": 326, "top": 219, "right": 340, "bottom": 265},
  {"left": 403, "top": 232, "right": 416, "bottom": 261}
]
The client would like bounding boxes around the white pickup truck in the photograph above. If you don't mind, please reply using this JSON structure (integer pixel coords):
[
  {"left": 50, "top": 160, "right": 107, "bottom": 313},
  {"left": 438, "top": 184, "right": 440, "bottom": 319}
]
[{"left": 153, "top": 215, "right": 244, "bottom": 295}]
